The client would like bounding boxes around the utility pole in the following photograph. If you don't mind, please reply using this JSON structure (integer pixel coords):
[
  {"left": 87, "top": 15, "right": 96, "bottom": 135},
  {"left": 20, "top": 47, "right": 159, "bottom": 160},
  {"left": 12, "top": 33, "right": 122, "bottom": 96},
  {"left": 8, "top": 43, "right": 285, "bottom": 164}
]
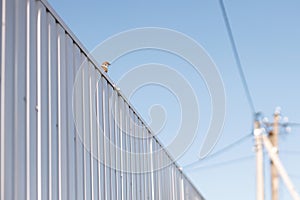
[
  {"left": 254, "top": 120, "right": 264, "bottom": 200},
  {"left": 269, "top": 109, "right": 280, "bottom": 200},
  {"left": 262, "top": 135, "right": 300, "bottom": 200},
  {"left": 254, "top": 108, "right": 299, "bottom": 199}
]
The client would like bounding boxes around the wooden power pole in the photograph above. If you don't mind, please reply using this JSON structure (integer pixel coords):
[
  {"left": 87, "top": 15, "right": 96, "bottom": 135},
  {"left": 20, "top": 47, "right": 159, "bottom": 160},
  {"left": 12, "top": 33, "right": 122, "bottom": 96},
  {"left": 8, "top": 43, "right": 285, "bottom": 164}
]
[
  {"left": 254, "top": 108, "right": 300, "bottom": 199},
  {"left": 269, "top": 110, "right": 280, "bottom": 200},
  {"left": 263, "top": 135, "right": 300, "bottom": 200},
  {"left": 254, "top": 120, "right": 264, "bottom": 200}
]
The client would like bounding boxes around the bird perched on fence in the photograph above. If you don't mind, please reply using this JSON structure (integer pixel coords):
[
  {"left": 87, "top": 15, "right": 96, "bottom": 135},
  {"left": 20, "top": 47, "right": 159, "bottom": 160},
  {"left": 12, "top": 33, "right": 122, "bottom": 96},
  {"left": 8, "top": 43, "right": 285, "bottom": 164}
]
[{"left": 101, "top": 61, "right": 110, "bottom": 73}]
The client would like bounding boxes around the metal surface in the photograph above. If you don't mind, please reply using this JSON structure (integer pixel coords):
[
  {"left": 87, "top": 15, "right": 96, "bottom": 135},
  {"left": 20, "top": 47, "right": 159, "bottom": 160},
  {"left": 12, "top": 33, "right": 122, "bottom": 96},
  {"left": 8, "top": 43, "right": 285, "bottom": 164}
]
[{"left": 0, "top": 0, "right": 204, "bottom": 199}]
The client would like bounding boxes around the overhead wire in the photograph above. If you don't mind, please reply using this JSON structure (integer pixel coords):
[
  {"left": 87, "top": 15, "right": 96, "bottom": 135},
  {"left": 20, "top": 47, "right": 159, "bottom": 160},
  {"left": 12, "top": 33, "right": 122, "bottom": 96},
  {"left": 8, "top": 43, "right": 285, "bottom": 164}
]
[
  {"left": 289, "top": 174, "right": 300, "bottom": 180},
  {"left": 287, "top": 122, "right": 300, "bottom": 127},
  {"left": 219, "top": 0, "right": 256, "bottom": 114},
  {"left": 187, "top": 0, "right": 265, "bottom": 175},
  {"left": 216, "top": 2, "right": 300, "bottom": 196},
  {"left": 280, "top": 150, "right": 300, "bottom": 155},
  {"left": 187, "top": 155, "right": 254, "bottom": 172},
  {"left": 184, "top": 133, "right": 252, "bottom": 169}
]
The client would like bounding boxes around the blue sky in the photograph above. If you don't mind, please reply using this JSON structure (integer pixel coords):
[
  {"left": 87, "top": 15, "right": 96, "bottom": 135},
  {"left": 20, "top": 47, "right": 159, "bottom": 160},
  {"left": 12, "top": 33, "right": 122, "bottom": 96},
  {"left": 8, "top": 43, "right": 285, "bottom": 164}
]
[{"left": 47, "top": 0, "right": 300, "bottom": 199}]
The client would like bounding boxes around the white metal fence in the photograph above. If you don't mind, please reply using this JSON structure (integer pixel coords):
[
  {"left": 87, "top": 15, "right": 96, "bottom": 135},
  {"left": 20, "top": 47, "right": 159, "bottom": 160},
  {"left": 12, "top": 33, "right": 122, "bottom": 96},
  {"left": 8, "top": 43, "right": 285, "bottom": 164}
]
[{"left": 0, "top": 0, "right": 204, "bottom": 199}]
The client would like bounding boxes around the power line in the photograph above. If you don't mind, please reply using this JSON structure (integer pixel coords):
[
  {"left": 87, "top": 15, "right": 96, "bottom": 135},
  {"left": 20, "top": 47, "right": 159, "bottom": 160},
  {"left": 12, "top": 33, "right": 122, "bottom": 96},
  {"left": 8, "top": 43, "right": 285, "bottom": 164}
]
[
  {"left": 184, "top": 133, "right": 252, "bottom": 169},
  {"left": 187, "top": 155, "right": 254, "bottom": 172},
  {"left": 289, "top": 174, "right": 300, "bottom": 180},
  {"left": 287, "top": 122, "right": 300, "bottom": 127},
  {"left": 219, "top": 0, "right": 256, "bottom": 114},
  {"left": 280, "top": 150, "right": 300, "bottom": 155}
]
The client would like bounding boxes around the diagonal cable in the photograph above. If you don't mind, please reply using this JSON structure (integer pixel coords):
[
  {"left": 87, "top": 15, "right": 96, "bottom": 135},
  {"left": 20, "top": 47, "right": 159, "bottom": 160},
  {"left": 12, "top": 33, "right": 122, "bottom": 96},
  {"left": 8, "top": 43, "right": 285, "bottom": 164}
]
[
  {"left": 184, "top": 133, "right": 252, "bottom": 169},
  {"left": 288, "top": 122, "right": 300, "bottom": 127},
  {"left": 187, "top": 155, "right": 254, "bottom": 172},
  {"left": 219, "top": 0, "right": 256, "bottom": 114}
]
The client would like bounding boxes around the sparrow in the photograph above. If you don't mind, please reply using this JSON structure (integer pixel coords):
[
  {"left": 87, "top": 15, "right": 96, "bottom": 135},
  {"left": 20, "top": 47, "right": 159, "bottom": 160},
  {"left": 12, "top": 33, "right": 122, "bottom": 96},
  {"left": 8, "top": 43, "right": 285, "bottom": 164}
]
[{"left": 101, "top": 61, "right": 110, "bottom": 73}]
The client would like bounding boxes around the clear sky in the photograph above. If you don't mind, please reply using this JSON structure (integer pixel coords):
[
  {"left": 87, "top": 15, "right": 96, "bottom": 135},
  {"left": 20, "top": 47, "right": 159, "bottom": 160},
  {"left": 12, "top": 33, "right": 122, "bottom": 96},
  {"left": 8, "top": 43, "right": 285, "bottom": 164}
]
[{"left": 47, "top": 0, "right": 300, "bottom": 199}]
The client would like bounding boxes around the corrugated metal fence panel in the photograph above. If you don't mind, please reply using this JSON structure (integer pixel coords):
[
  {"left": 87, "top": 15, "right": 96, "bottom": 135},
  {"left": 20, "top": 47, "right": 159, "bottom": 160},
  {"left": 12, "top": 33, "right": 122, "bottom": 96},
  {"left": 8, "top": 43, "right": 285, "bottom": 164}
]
[{"left": 0, "top": 0, "right": 205, "bottom": 199}]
